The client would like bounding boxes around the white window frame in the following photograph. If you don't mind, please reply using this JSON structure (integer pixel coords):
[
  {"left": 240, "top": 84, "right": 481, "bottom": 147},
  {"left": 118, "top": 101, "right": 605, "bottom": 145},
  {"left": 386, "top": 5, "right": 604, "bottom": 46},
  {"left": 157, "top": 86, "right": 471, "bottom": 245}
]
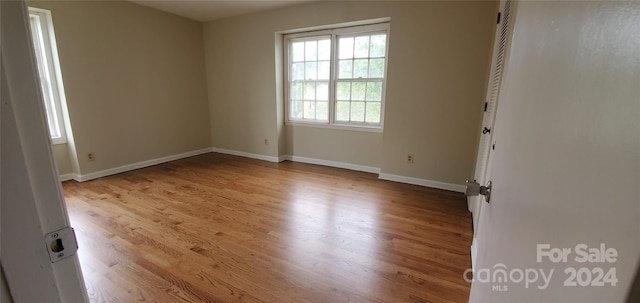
[
  {"left": 284, "top": 22, "right": 390, "bottom": 132},
  {"left": 28, "top": 7, "right": 68, "bottom": 145}
]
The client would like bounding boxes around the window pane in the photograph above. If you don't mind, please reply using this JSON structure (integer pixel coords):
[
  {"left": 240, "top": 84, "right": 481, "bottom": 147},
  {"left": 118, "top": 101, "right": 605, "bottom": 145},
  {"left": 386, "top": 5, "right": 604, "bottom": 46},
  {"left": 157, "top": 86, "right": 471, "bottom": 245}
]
[
  {"left": 318, "top": 39, "right": 331, "bottom": 60},
  {"left": 287, "top": 27, "right": 387, "bottom": 127},
  {"left": 370, "top": 34, "right": 386, "bottom": 57},
  {"left": 303, "top": 101, "right": 315, "bottom": 119},
  {"left": 305, "top": 40, "right": 317, "bottom": 61},
  {"left": 316, "top": 101, "right": 328, "bottom": 121},
  {"left": 304, "top": 82, "right": 316, "bottom": 100},
  {"left": 351, "top": 102, "right": 365, "bottom": 122},
  {"left": 291, "top": 100, "right": 303, "bottom": 119},
  {"left": 366, "top": 82, "right": 382, "bottom": 101},
  {"left": 353, "top": 59, "right": 368, "bottom": 78},
  {"left": 316, "top": 82, "right": 329, "bottom": 101},
  {"left": 318, "top": 61, "right": 330, "bottom": 80},
  {"left": 291, "top": 63, "right": 304, "bottom": 80},
  {"left": 365, "top": 102, "right": 381, "bottom": 123},
  {"left": 40, "top": 78, "right": 60, "bottom": 138},
  {"left": 351, "top": 82, "right": 366, "bottom": 101},
  {"left": 336, "top": 82, "right": 351, "bottom": 100},
  {"left": 305, "top": 62, "right": 317, "bottom": 80},
  {"left": 30, "top": 11, "right": 65, "bottom": 141},
  {"left": 339, "top": 37, "right": 353, "bottom": 59},
  {"left": 291, "top": 82, "right": 304, "bottom": 100},
  {"left": 336, "top": 101, "right": 350, "bottom": 121},
  {"left": 338, "top": 60, "right": 353, "bottom": 79},
  {"left": 369, "top": 59, "right": 385, "bottom": 78},
  {"left": 354, "top": 36, "right": 370, "bottom": 58},
  {"left": 292, "top": 42, "right": 304, "bottom": 61}
]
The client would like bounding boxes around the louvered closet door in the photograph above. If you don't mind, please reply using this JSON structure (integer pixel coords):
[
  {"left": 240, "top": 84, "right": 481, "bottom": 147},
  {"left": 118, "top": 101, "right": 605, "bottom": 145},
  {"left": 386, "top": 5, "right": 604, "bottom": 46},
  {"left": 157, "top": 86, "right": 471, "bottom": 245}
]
[{"left": 469, "top": 0, "right": 514, "bottom": 234}]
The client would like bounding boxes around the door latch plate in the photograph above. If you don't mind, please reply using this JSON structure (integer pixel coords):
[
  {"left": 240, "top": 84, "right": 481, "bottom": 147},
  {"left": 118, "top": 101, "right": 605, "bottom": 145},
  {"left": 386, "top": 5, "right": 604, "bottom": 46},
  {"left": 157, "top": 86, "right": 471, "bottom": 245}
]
[{"left": 44, "top": 227, "right": 78, "bottom": 263}]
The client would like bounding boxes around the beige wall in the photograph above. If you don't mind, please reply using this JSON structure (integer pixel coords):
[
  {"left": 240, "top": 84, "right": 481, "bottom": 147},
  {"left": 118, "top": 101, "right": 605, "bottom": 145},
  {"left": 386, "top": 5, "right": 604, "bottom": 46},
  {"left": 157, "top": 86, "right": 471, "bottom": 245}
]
[
  {"left": 286, "top": 125, "right": 382, "bottom": 167},
  {"left": 33, "top": 0, "right": 495, "bottom": 187},
  {"left": 52, "top": 143, "right": 72, "bottom": 175},
  {"left": 379, "top": 1, "right": 496, "bottom": 184},
  {"left": 204, "top": 1, "right": 496, "bottom": 185},
  {"left": 29, "top": 0, "right": 211, "bottom": 175}
]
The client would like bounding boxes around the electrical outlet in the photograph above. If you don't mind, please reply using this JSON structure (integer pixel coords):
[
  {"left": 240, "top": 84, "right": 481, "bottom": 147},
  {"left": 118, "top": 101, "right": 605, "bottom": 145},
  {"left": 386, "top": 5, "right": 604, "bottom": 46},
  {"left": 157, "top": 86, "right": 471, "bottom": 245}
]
[
  {"left": 407, "top": 153, "right": 414, "bottom": 164},
  {"left": 87, "top": 152, "right": 95, "bottom": 162},
  {"left": 264, "top": 138, "right": 268, "bottom": 145}
]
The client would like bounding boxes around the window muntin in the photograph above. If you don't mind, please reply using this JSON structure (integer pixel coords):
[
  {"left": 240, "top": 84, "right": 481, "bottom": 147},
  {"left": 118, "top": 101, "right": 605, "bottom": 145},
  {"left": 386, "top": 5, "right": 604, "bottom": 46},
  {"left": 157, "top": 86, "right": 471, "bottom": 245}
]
[
  {"left": 289, "top": 36, "right": 331, "bottom": 121},
  {"left": 335, "top": 32, "right": 386, "bottom": 124},
  {"left": 285, "top": 23, "right": 389, "bottom": 130}
]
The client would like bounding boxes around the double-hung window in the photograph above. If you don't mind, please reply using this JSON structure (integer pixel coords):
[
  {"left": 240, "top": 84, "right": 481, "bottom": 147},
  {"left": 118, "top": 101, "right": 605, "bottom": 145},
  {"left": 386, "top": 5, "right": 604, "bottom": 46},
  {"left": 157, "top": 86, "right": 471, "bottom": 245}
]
[
  {"left": 28, "top": 7, "right": 68, "bottom": 144},
  {"left": 285, "top": 23, "right": 389, "bottom": 130}
]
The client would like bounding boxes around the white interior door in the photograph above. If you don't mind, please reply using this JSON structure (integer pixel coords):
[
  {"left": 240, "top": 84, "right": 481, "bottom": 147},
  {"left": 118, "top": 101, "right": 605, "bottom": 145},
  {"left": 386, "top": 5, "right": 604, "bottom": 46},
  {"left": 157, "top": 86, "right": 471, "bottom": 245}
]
[
  {"left": 469, "top": 0, "right": 514, "bottom": 256},
  {"left": 470, "top": 1, "right": 640, "bottom": 302},
  {"left": 1, "top": 0, "right": 88, "bottom": 302}
]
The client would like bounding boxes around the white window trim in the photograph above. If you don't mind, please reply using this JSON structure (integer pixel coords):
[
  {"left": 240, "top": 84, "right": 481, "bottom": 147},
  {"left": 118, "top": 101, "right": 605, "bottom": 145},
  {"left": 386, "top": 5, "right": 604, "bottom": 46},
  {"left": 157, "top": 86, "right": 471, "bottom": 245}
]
[
  {"left": 284, "top": 22, "right": 390, "bottom": 132},
  {"left": 28, "top": 7, "right": 69, "bottom": 145}
]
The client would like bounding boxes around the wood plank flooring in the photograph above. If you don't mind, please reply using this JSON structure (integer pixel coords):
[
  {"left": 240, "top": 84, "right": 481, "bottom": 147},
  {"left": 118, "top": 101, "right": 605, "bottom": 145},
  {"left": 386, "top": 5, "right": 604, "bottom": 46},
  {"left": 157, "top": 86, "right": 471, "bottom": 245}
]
[{"left": 62, "top": 153, "right": 473, "bottom": 303}]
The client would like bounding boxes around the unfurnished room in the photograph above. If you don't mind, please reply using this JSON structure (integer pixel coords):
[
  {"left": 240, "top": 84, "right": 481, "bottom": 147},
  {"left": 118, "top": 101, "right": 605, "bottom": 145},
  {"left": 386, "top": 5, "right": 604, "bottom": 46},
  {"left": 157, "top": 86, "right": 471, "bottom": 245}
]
[{"left": 1, "top": 0, "right": 639, "bottom": 302}]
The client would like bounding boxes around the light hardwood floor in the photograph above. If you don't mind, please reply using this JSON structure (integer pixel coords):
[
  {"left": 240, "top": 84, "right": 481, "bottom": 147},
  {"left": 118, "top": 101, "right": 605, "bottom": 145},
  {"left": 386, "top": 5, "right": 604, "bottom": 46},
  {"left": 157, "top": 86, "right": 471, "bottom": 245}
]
[{"left": 63, "top": 153, "right": 473, "bottom": 303}]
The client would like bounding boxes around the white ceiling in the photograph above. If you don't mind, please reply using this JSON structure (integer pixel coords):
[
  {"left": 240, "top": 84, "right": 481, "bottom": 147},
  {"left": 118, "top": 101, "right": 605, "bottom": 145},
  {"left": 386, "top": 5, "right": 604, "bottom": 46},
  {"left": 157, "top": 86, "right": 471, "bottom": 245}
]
[{"left": 130, "top": 0, "right": 316, "bottom": 22}]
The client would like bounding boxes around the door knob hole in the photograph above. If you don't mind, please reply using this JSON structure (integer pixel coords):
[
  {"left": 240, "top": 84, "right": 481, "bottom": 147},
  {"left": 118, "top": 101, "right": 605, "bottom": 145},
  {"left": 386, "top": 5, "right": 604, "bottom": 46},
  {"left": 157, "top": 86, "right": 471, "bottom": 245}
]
[{"left": 50, "top": 238, "right": 64, "bottom": 253}]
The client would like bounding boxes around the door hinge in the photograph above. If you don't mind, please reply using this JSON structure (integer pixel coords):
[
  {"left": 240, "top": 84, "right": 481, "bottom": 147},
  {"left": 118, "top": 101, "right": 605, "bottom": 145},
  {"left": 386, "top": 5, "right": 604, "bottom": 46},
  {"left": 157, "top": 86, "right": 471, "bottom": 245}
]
[
  {"left": 497, "top": 12, "right": 501, "bottom": 24},
  {"left": 44, "top": 227, "right": 78, "bottom": 263}
]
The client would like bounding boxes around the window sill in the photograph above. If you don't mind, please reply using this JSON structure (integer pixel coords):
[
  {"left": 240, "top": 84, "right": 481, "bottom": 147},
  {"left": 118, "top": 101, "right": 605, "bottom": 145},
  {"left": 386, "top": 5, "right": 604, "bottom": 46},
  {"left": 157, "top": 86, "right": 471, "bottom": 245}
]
[
  {"left": 52, "top": 137, "right": 68, "bottom": 145},
  {"left": 285, "top": 121, "right": 383, "bottom": 133}
]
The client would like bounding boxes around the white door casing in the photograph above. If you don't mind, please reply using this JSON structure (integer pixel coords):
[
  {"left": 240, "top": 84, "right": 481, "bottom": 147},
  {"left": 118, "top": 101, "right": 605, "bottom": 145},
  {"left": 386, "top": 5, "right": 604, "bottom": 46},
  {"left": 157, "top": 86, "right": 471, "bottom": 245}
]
[
  {"left": 470, "top": 1, "right": 640, "bottom": 302},
  {"left": 1, "top": 0, "right": 88, "bottom": 302}
]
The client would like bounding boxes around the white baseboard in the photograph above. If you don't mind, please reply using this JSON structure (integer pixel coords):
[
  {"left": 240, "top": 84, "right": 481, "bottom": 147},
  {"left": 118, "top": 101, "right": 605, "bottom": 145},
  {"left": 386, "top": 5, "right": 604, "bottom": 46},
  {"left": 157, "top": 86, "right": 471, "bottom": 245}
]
[
  {"left": 378, "top": 173, "right": 466, "bottom": 193},
  {"left": 211, "top": 149, "right": 380, "bottom": 174},
  {"left": 278, "top": 155, "right": 289, "bottom": 162},
  {"left": 71, "top": 147, "right": 214, "bottom": 182},
  {"left": 212, "top": 147, "right": 280, "bottom": 163},
  {"left": 58, "top": 173, "right": 74, "bottom": 182},
  {"left": 62, "top": 146, "right": 465, "bottom": 195},
  {"left": 280, "top": 155, "right": 381, "bottom": 174}
]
